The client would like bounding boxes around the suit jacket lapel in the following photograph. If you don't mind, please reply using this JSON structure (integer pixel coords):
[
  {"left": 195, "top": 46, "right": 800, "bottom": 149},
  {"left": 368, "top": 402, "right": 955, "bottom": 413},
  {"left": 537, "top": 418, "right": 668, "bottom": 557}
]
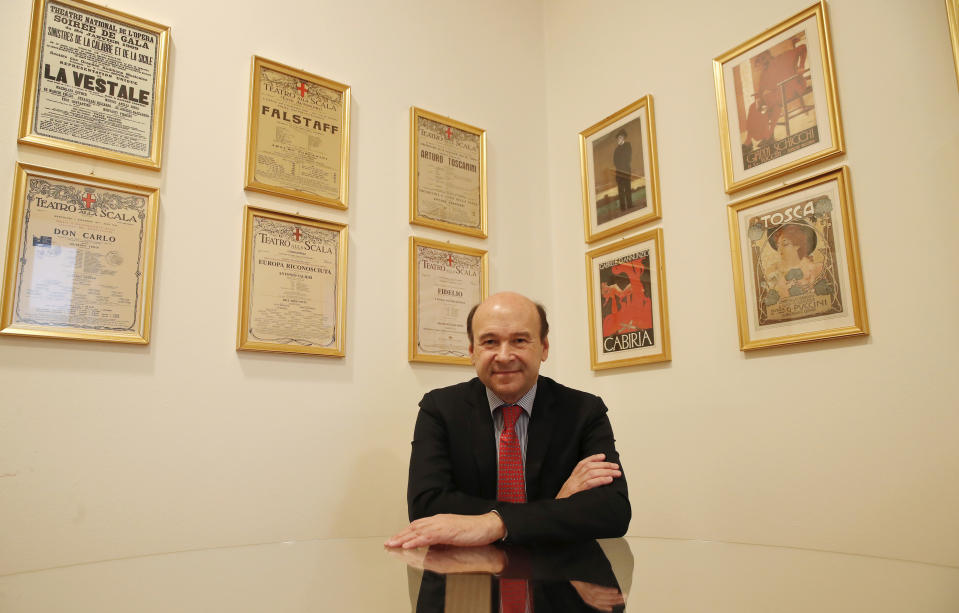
[
  {"left": 467, "top": 379, "right": 498, "bottom": 498},
  {"left": 525, "top": 377, "right": 556, "bottom": 501}
]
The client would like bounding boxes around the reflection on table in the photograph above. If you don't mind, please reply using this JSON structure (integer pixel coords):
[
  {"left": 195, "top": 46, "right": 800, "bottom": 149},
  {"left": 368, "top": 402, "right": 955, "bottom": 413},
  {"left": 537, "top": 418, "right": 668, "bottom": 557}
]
[
  {"left": 390, "top": 539, "right": 629, "bottom": 612},
  {"left": 1, "top": 536, "right": 956, "bottom": 612}
]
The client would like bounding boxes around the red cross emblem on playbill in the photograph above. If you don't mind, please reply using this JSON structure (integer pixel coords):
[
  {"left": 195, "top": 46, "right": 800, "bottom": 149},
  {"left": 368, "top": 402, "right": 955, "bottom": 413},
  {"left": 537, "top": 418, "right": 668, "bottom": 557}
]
[
  {"left": 447, "top": 253, "right": 454, "bottom": 266},
  {"left": 293, "top": 227, "right": 302, "bottom": 241},
  {"left": 445, "top": 126, "right": 452, "bottom": 138},
  {"left": 296, "top": 82, "right": 308, "bottom": 97},
  {"left": 81, "top": 192, "right": 96, "bottom": 209}
]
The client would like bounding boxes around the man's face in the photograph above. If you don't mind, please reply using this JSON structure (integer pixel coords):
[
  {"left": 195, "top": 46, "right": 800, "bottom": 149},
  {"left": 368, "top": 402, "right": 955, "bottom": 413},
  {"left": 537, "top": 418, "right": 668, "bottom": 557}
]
[
  {"left": 617, "top": 135, "right": 625, "bottom": 145},
  {"left": 469, "top": 294, "right": 549, "bottom": 404}
]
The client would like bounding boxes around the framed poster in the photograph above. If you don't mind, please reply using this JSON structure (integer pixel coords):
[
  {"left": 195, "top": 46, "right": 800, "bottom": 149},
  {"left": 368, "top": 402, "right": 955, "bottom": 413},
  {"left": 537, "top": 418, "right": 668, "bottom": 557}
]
[
  {"left": 585, "top": 228, "right": 670, "bottom": 369},
  {"left": 727, "top": 166, "right": 868, "bottom": 351},
  {"left": 410, "top": 107, "right": 487, "bottom": 238},
  {"left": 18, "top": 0, "right": 171, "bottom": 169},
  {"left": 409, "top": 236, "right": 488, "bottom": 364},
  {"left": 245, "top": 56, "right": 351, "bottom": 209},
  {"left": 579, "top": 95, "right": 661, "bottom": 243},
  {"left": 713, "top": 1, "right": 844, "bottom": 193},
  {"left": 948, "top": 0, "right": 959, "bottom": 90},
  {"left": 236, "top": 206, "right": 347, "bottom": 356},
  {"left": 1, "top": 164, "right": 159, "bottom": 343}
]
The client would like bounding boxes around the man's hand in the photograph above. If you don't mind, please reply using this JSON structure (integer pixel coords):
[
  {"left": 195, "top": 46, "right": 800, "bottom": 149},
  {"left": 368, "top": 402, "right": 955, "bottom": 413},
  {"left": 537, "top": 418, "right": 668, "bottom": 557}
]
[
  {"left": 386, "top": 544, "right": 508, "bottom": 574},
  {"left": 385, "top": 512, "right": 506, "bottom": 549},
  {"left": 556, "top": 453, "right": 622, "bottom": 499},
  {"left": 569, "top": 580, "right": 626, "bottom": 611}
]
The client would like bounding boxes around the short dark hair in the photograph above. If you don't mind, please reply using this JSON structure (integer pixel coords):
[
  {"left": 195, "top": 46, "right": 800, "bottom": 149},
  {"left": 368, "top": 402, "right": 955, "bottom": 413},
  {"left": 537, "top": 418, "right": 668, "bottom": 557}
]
[{"left": 466, "top": 301, "right": 549, "bottom": 344}]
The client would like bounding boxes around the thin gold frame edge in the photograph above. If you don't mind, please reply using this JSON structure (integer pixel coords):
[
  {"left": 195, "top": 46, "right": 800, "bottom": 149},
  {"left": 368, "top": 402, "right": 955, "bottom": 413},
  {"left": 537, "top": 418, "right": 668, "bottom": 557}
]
[
  {"left": 409, "top": 107, "right": 488, "bottom": 239},
  {"left": 244, "top": 56, "right": 351, "bottom": 210},
  {"left": 585, "top": 227, "right": 671, "bottom": 370},
  {"left": 579, "top": 95, "right": 662, "bottom": 243},
  {"left": 712, "top": 1, "right": 844, "bottom": 194},
  {"left": 1, "top": 163, "right": 159, "bottom": 343},
  {"left": 408, "top": 235, "right": 488, "bottom": 365},
  {"left": 235, "top": 205, "right": 348, "bottom": 357},
  {"left": 17, "top": 0, "right": 171, "bottom": 170},
  {"left": 726, "top": 166, "right": 868, "bottom": 351},
  {"left": 947, "top": 0, "right": 959, "bottom": 91}
]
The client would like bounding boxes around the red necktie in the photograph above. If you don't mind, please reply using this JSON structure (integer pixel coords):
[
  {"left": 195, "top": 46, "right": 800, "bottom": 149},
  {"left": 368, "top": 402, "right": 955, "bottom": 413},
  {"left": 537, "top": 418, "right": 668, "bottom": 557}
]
[
  {"left": 497, "top": 405, "right": 526, "bottom": 504},
  {"left": 497, "top": 405, "right": 529, "bottom": 612}
]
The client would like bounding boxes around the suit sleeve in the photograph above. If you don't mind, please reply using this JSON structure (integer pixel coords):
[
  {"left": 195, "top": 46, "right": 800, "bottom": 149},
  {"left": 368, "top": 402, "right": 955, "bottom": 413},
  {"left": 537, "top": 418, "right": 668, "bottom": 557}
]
[
  {"left": 407, "top": 385, "right": 631, "bottom": 543},
  {"left": 495, "top": 399, "right": 631, "bottom": 544},
  {"left": 407, "top": 393, "right": 497, "bottom": 521}
]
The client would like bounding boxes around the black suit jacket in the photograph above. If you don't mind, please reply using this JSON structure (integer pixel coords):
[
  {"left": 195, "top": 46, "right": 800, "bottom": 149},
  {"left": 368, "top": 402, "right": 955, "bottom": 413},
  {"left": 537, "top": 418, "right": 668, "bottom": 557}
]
[{"left": 407, "top": 376, "right": 630, "bottom": 543}]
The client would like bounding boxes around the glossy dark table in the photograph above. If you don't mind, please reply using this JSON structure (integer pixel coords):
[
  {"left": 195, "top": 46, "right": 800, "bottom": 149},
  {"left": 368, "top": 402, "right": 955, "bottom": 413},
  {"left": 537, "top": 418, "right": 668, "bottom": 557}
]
[{"left": 1, "top": 536, "right": 956, "bottom": 611}]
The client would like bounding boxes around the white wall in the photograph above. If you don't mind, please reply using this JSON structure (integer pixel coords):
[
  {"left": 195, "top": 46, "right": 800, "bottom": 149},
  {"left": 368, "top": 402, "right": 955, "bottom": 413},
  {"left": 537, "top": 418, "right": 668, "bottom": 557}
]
[
  {"left": 2, "top": 0, "right": 957, "bottom": 576},
  {"left": 543, "top": 0, "right": 959, "bottom": 567},
  {"left": 0, "top": 0, "right": 552, "bottom": 575}
]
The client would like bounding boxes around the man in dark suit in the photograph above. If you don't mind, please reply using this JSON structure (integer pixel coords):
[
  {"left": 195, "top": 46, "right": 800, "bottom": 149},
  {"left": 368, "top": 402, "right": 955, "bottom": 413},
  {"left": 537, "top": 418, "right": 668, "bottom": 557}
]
[
  {"left": 613, "top": 129, "right": 633, "bottom": 212},
  {"left": 386, "top": 292, "right": 630, "bottom": 548}
]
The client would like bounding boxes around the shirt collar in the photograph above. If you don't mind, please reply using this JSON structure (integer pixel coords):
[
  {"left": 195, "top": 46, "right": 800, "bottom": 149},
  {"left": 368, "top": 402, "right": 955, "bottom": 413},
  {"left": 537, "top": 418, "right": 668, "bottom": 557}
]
[{"left": 485, "top": 381, "right": 537, "bottom": 417}]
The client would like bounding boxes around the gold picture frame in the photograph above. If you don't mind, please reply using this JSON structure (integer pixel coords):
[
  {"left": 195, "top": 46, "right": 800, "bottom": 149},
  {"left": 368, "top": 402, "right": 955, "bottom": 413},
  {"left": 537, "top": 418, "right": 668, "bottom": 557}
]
[
  {"left": 713, "top": 1, "right": 844, "bottom": 193},
  {"left": 236, "top": 206, "right": 348, "bottom": 356},
  {"left": 948, "top": 0, "right": 959, "bottom": 90},
  {"left": 245, "top": 56, "right": 351, "bottom": 209},
  {"left": 409, "top": 236, "right": 488, "bottom": 365},
  {"left": 18, "top": 0, "right": 171, "bottom": 170},
  {"left": 585, "top": 228, "right": 671, "bottom": 369},
  {"left": 579, "top": 95, "right": 662, "bottom": 243},
  {"left": 410, "top": 107, "right": 488, "bottom": 239},
  {"left": 727, "top": 166, "right": 868, "bottom": 351},
  {"left": 1, "top": 163, "right": 159, "bottom": 343}
]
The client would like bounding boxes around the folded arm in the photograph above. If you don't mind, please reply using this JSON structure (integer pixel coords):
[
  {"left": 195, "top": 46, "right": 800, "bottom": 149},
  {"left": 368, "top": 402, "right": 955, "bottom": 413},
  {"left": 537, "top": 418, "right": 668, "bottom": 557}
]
[
  {"left": 396, "top": 385, "right": 630, "bottom": 547},
  {"left": 494, "top": 404, "right": 630, "bottom": 544}
]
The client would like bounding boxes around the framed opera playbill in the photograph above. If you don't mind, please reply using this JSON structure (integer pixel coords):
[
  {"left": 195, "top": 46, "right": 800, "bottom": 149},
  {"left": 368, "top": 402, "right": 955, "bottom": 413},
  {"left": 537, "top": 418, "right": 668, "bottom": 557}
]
[
  {"left": 579, "top": 95, "right": 661, "bottom": 243},
  {"left": 245, "top": 56, "right": 351, "bottom": 209},
  {"left": 727, "top": 166, "right": 868, "bottom": 351},
  {"left": 236, "top": 206, "right": 348, "bottom": 356},
  {"left": 410, "top": 107, "right": 487, "bottom": 238},
  {"left": 18, "top": 0, "right": 170, "bottom": 169},
  {"left": 585, "top": 228, "right": 670, "bottom": 369},
  {"left": 409, "top": 236, "right": 488, "bottom": 364},
  {"left": 1, "top": 164, "right": 159, "bottom": 343},
  {"left": 713, "top": 1, "right": 844, "bottom": 193}
]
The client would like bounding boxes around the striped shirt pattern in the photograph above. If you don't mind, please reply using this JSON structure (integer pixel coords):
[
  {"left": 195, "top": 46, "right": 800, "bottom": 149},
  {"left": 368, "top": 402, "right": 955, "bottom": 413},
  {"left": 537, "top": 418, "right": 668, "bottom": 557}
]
[{"left": 486, "top": 383, "right": 536, "bottom": 467}]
